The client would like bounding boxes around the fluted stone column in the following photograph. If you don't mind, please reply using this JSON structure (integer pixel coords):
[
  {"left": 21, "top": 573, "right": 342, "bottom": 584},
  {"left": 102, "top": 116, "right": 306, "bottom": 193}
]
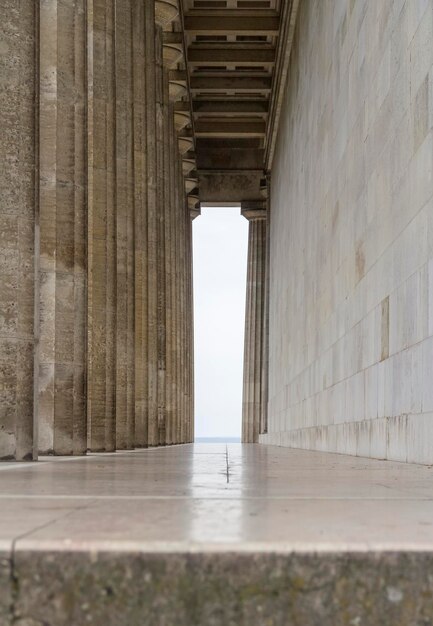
[
  {"left": 175, "top": 160, "right": 183, "bottom": 443},
  {"left": 145, "top": 0, "right": 158, "bottom": 447},
  {"left": 172, "top": 159, "right": 179, "bottom": 445},
  {"left": 179, "top": 192, "right": 185, "bottom": 443},
  {"left": 182, "top": 202, "right": 191, "bottom": 442},
  {"left": 180, "top": 183, "right": 185, "bottom": 444},
  {"left": 0, "top": 1, "right": 38, "bottom": 461},
  {"left": 155, "top": 26, "right": 166, "bottom": 446},
  {"left": 186, "top": 211, "right": 194, "bottom": 442},
  {"left": 242, "top": 206, "right": 267, "bottom": 443},
  {"left": 188, "top": 203, "right": 200, "bottom": 443},
  {"left": 115, "top": 0, "right": 135, "bottom": 449},
  {"left": 132, "top": 0, "right": 148, "bottom": 448},
  {"left": 38, "top": 0, "right": 87, "bottom": 456},
  {"left": 87, "top": 0, "right": 116, "bottom": 452},
  {"left": 165, "top": 108, "right": 175, "bottom": 445},
  {"left": 261, "top": 178, "right": 271, "bottom": 436},
  {"left": 1, "top": 0, "right": 196, "bottom": 461}
]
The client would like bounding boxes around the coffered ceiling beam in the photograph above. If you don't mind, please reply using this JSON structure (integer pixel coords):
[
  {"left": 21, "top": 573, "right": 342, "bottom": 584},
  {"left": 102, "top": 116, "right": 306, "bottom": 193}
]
[
  {"left": 190, "top": 75, "right": 271, "bottom": 92},
  {"left": 169, "top": 70, "right": 188, "bottom": 83},
  {"left": 163, "top": 32, "right": 183, "bottom": 45},
  {"left": 195, "top": 119, "right": 266, "bottom": 137},
  {"left": 187, "top": 47, "right": 276, "bottom": 65},
  {"left": 184, "top": 15, "right": 279, "bottom": 35},
  {"left": 193, "top": 100, "right": 269, "bottom": 115}
]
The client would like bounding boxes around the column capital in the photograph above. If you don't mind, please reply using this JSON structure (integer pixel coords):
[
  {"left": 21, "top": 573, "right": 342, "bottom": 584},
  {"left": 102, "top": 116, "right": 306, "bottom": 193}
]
[
  {"left": 188, "top": 195, "right": 201, "bottom": 220},
  {"left": 155, "top": 0, "right": 179, "bottom": 29},
  {"left": 241, "top": 201, "right": 267, "bottom": 221}
]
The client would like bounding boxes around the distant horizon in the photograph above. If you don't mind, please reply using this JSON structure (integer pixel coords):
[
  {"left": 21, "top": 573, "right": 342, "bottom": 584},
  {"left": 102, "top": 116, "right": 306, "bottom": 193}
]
[{"left": 195, "top": 436, "right": 241, "bottom": 443}]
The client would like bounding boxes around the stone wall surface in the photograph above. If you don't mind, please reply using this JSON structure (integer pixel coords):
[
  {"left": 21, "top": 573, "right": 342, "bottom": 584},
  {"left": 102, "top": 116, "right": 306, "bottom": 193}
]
[
  {"left": 261, "top": 0, "right": 433, "bottom": 463},
  {"left": 4, "top": 550, "right": 433, "bottom": 626}
]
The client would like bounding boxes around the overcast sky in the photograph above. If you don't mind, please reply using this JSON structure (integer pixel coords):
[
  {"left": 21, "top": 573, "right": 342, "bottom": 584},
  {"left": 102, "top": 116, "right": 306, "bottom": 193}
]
[{"left": 193, "top": 207, "right": 248, "bottom": 439}]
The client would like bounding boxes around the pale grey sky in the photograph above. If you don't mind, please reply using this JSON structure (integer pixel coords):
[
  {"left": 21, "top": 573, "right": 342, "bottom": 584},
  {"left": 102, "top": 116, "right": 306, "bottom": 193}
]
[{"left": 193, "top": 207, "right": 248, "bottom": 439}]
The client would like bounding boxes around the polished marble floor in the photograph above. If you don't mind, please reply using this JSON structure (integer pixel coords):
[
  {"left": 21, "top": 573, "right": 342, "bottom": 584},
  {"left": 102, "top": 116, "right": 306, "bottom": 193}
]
[{"left": 1, "top": 443, "right": 433, "bottom": 553}]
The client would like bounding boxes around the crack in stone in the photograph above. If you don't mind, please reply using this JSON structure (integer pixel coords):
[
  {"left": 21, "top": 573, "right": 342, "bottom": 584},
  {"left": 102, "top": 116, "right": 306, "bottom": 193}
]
[{"left": 7, "top": 504, "right": 94, "bottom": 625}]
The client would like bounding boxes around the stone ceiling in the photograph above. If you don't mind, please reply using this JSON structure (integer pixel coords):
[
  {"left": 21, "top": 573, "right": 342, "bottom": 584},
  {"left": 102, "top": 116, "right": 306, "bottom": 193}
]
[{"left": 159, "top": 0, "right": 299, "bottom": 211}]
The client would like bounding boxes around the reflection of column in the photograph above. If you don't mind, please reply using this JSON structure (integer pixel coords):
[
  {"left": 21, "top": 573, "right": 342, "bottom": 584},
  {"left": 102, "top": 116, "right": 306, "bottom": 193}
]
[
  {"left": 242, "top": 205, "right": 267, "bottom": 443},
  {"left": 38, "top": 0, "right": 87, "bottom": 456},
  {"left": 0, "top": 3, "right": 38, "bottom": 461},
  {"left": 87, "top": 0, "right": 116, "bottom": 452}
]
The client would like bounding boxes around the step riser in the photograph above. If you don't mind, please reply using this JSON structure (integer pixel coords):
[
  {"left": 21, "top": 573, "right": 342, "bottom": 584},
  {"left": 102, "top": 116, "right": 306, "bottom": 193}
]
[{"left": 3, "top": 551, "right": 433, "bottom": 625}]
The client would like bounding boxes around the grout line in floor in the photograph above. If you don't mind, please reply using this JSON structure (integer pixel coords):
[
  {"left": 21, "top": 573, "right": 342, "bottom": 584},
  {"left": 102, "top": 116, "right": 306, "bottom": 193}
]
[{"left": 0, "top": 495, "right": 432, "bottom": 501}]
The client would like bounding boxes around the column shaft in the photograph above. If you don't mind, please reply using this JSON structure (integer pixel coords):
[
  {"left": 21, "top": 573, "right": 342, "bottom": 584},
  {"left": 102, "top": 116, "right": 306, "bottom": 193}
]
[
  {"left": 165, "top": 108, "right": 175, "bottom": 445},
  {"left": 260, "top": 183, "right": 271, "bottom": 436},
  {"left": 115, "top": 0, "right": 135, "bottom": 449},
  {"left": 87, "top": 0, "right": 116, "bottom": 452},
  {"left": 156, "top": 26, "right": 167, "bottom": 446},
  {"left": 186, "top": 214, "right": 194, "bottom": 442},
  {"left": 176, "top": 162, "right": 183, "bottom": 443},
  {"left": 242, "top": 215, "right": 267, "bottom": 443},
  {"left": 0, "top": 1, "right": 38, "bottom": 460},
  {"left": 38, "top": 0, "right": 87, "bottom": 456},
  {"left": 132, "top": 0, "right": 148, "bottom": 448},
  {"left": 145, "top": 0, "right": 158, "bottom": 446}
]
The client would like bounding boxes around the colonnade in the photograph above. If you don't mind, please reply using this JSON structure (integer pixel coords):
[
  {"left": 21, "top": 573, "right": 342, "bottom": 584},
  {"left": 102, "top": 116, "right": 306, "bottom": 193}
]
[{"left": 0, "top": 0, "right": 196, "bottom": 461}]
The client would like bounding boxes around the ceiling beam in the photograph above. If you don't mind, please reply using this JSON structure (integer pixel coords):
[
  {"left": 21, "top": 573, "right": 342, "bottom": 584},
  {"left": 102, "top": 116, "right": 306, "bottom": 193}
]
[
  {"left": 163, "top": 32, "right": 183, "bottom": 45},
  {"left": 193, "top": 100, "right": 269, "bottom": 115},
  {"left": 195, "top": 119, "right": 266, "bottom": 137},
  {"left": 187, "top": 47, "right": 276, "bottom": 65},
  {"left": 169, "top": 70, "right": 188, "bottom": 83},
  {"left": 190, "top": 75, "right": 271, "bottom": 92},
  {"left": 184, "top": 15, "right": 279, "bottom": 35}
]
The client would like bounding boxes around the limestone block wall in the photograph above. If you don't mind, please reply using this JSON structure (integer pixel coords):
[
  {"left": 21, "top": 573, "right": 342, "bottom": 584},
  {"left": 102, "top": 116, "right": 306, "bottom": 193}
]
[
  {"left": 261, "top": 0, "right": 433, "bottom": 463},
  {"left": 0, "top": 0, "right": 195, "bottom": 460}
]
